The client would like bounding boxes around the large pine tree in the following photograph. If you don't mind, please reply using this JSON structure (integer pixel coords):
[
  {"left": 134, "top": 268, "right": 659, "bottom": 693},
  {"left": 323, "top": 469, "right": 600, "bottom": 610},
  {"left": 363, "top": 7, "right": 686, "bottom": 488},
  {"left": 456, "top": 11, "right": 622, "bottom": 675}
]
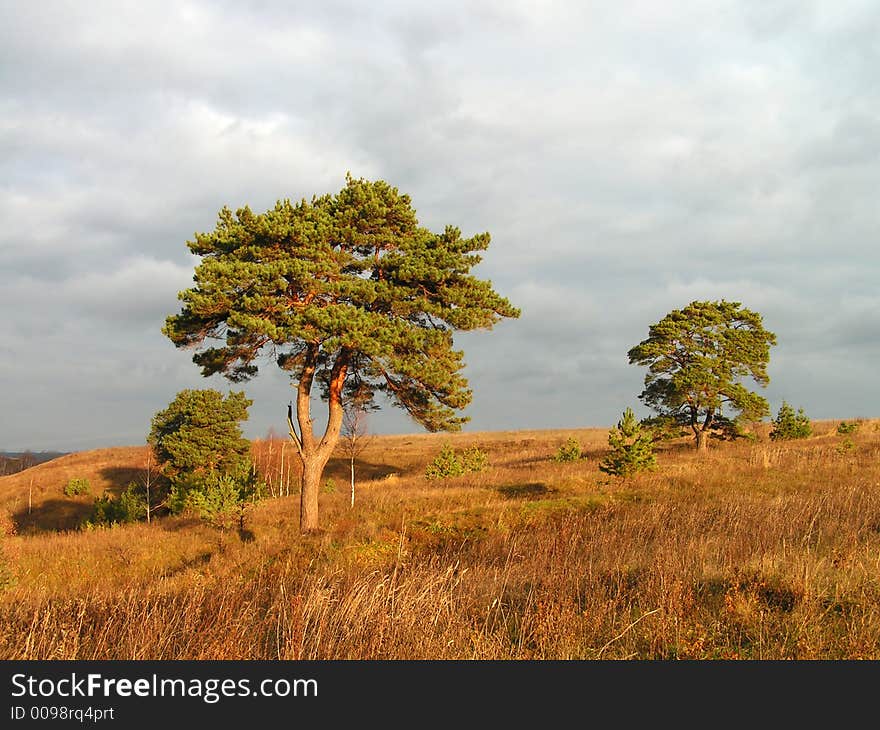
[
  {"left": 163, "top": 175, "right": 519, "bottom": 531},
  {"left": 627, "top": 300, "right": 776, "bottom": 451}
]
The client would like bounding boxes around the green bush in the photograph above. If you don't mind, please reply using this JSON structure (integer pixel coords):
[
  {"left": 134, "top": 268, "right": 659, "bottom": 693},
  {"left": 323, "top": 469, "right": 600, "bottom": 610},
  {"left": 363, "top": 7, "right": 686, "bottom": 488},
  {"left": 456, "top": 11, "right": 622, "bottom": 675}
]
[
  {"left": 837, "top": 421, "right": 859, "bottom": 435},
  {"left": 425, "top": 444, "right": 465, "bottom": 479},
  {"left": 460, "top": 447, "right": 489, "bottom": 473},
  {"left": 169, "top": 463, "right": 265, "bottom": 527},
  {"left": 553, "top": 437, "right": 582, "bottom": 463},
  {"left": 425, "top": 444, "right": 488, "bottom": 480},
  {"left": 770, "top": 401, "right": 812, "bottom": 441},
  {"left": 63, "top": 477, "right": 91, "bottom": 497},
  {"left": 599, "top": 408, "right": 657, "bottom": 478},
  {"left": 85, "top": 483, "right": 147, "bottom": 527}
]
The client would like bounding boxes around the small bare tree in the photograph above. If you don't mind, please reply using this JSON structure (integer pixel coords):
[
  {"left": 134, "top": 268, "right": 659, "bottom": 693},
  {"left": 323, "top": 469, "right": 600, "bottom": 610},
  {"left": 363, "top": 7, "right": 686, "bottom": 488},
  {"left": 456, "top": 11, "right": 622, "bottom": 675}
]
[
  {"left": 340, "top": 399, "right": 373, "bottom": 508},
  {"left": 143, "top": 448, "right": 154, "bottom": 523},
  {"left": 137, "top": 446, "right": 161, "bottom": 523}
]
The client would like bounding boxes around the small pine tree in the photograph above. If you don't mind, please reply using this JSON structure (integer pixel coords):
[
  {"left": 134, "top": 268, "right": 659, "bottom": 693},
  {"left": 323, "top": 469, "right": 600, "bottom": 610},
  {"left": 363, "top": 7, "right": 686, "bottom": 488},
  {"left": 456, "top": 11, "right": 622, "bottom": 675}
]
[
  {"left": 424, "top": 444, "right": 488, "bottom": 479},
  {"left": 460, "top": 446, "right": 489, "bottom": 473},
  {"left": 600, "top": 408, "right": 657, "bottom": 478},
  {"left": 149, "top": 388, "right": 256, "bottom": 516},
  {"left": 169, "top": 462, "right": 264, "bottom": 525},
  {"left": 553, "top": 437, "right": 582, "bottom": 462},
  {"left": 63, "top": 477, "right": 91, "bottom": 496},
  {"left": 86, "top": 483, "right": 148, "bottom": 526},
  {"left": 425, "top": 443, "right": 466, "bottom": 479},
  {"left": 769, "top": 401, "right": 812, "bottom": 441}
]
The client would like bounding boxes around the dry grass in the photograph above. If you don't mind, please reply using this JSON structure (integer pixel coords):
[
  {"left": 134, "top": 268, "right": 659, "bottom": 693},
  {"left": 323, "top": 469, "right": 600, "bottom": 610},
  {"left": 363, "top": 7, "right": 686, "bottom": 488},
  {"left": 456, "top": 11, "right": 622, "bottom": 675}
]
[{"left": 1, "top": 420, "right": 880, "bottom": 659}]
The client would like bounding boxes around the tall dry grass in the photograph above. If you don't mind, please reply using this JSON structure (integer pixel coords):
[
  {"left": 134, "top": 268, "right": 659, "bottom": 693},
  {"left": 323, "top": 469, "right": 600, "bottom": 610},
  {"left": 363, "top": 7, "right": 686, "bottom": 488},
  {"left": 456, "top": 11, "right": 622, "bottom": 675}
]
[{"left": 1, "top": 421, "right": 879, "bottom": 659}]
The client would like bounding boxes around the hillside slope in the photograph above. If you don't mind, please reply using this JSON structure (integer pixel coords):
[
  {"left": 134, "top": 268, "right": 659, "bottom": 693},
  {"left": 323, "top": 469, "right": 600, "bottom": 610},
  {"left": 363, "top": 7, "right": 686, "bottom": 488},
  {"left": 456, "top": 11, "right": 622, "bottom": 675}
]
[
  {"left": 1, "top": 422, "right": 879, "bottom": 659},
  {"left": 0, "top": 446, "right": 150, "bottom": 531},
  {"left": 0, "top": 428, "right": 608, "bottom": 533}
]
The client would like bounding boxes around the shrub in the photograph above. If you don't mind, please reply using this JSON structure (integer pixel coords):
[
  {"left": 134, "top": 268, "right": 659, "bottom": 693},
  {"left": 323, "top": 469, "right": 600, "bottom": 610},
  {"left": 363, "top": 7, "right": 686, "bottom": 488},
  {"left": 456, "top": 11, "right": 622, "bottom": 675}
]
[
  {"left": 425, "top": 444, "right": 489, "bottom": 479},
  {"left": 63, "top": 477, "right": 91, "bottom": 497},
  {"left": 712, "top": 415, "right": 754, "bottom": 442},
  {"left": 425, "top": 444, "right": 465, "bottom": 479},
  {"left": 770, "top": 401, "right": 812, "bottom": 441},
  {"left": 460, "top": 447, "right": 489, "bottom": 473},
  {"left": 837, "top": 421, "right": 859, "bottom": 435},
  {"left": 86, "top": 483, "right": 147, "bottom": 526},
  {"left": 175, "top": 475, "right": 263, "bottom": 528},
  {"left": 599, "top": 408, "right": 657, "bottom": 478},
  {"left": 169, "top": 462, "right": 265, "bottom": 527},
  {"left": 553, "top": 437, "right": 582, "bottom": 463}
]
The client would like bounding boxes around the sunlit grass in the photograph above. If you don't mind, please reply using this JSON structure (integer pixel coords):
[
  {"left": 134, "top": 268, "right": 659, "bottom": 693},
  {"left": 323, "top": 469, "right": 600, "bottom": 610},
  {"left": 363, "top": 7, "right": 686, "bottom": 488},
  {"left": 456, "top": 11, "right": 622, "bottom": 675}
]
[{"left": 1, "top": 420, "right": 879, "bottom": 659}]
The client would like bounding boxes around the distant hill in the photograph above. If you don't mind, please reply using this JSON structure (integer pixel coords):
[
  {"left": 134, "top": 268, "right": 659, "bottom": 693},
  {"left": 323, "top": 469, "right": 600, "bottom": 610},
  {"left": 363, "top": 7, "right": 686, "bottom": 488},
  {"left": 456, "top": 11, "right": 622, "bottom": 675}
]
[{"left": 0, "top": 451, "right": 68, "bottom": 476}]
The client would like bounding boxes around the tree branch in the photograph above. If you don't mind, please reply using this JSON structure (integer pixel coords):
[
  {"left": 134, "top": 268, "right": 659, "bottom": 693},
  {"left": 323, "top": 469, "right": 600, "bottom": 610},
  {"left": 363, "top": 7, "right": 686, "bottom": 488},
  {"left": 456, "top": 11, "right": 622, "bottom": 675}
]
[{"left": 286, "top": 402, "right": 304, "bottom": 458}]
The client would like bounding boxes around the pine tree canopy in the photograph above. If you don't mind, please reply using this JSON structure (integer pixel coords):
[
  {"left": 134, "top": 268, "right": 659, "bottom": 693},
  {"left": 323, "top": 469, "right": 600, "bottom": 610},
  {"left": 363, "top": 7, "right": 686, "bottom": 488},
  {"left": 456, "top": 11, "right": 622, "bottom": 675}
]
[
  {"left": 627, "top": 300, "right": 776, "bottom": 446},
  {"left": 148, "top": 389, "right": 252, "bottom": 479},
  {"left": 163, "top": 175, "right": 520, "bottom": 432}
]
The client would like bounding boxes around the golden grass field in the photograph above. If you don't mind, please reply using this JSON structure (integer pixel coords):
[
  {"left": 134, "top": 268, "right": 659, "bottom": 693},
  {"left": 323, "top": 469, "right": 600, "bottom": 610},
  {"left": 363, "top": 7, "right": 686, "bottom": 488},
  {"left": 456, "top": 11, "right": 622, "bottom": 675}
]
[{"left": 1, "top": 420, "right": 879, "bottom": 660}]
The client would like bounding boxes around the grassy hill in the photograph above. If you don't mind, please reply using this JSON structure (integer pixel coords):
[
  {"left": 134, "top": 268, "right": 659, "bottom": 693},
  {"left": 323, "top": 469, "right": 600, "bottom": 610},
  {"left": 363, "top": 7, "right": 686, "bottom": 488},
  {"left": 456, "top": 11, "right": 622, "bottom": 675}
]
[
  {"left": 0, "top": 446, "right": 151, "bottom": 531},
  {"left": 1, "top": 420, "right": 879, "bottom": 660}
]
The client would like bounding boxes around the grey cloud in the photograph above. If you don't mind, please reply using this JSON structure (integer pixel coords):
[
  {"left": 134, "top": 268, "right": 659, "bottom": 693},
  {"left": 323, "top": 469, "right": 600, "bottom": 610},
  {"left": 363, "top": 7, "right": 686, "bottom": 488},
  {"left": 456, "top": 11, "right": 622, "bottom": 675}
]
[{"left": 2, "top": 0, "right": 879, "bottom": 451}]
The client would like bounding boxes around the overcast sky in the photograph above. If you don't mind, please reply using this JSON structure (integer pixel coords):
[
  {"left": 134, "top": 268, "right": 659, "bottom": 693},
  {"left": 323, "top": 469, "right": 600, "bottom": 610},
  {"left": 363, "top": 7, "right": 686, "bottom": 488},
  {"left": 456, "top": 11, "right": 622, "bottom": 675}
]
[{"left": 2, "top": 0, "right": 878, "bottom": 452}]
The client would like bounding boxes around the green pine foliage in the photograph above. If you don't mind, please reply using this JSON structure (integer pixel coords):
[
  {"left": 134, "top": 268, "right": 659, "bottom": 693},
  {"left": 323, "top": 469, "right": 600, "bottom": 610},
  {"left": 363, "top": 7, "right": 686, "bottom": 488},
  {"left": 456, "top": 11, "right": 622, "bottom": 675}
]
[
  {"left": 149, "top": 389, "right": 252, "bottom": 479},
  {"left": 425, "top": 444, "right": 465, "bottom": 479},
  {"left": 170, "top": 465, "right": 265, "bottom": 528},
  {"left": 162, "top": 175, "right": 519, "bottom": 531},
  {"left": 638, "top": 415, "right": 687, "bottom": 442},
  {"left": 460, "top": 446, "right": 489, "bottom": 473},
  {"left": 628, "top": 300, "right": 776, "bottom": 451},
  {"left": 149, "top": 389, "right": 259, "bottom": 518},
  {"left": 553, "top": 437, "right": 582, "bottom": 462},
  {"left": 599, "top": 408, "right": 657, "bottom": 478},
  {"left": 770, "top": 401, "right": 812, "bottom": 441},
  {"left": 425, "top": 443, "right": 488, "bottom": 479},
  {"left": 63, "top": 477, "right": 91, "bottom": 497},
  {"left": 85, "top": 484, "right": 147, "bottom": 527},
  {"left": 837, "top": 421, "right": 859, "bottom": 435}
]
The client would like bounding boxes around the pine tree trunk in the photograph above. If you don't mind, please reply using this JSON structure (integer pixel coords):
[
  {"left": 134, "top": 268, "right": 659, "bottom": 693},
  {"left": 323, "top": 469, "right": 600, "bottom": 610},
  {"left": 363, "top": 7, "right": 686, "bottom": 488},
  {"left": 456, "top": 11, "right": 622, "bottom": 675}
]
[
  {"left": 696, "top": 429, "right": 709, "bottom": 452},
  {"left": 299, "top": 457, "right": 323, "bottom": 532},
  {"left": 291, "top": 345, "right": 349, "bottom": 533}
]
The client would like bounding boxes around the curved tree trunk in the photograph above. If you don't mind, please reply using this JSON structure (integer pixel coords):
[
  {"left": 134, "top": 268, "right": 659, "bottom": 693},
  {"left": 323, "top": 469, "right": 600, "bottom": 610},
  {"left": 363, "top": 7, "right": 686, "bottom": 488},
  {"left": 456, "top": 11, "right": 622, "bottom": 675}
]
[
  {"left": 299, "top": 454, "right": 327, "bottom": 532},
  {"left": 695, "top": 428, "right": 709, "bottom": 452},
  {"left": 288, "top": 345, "right": 350, "bottom": 533}
]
